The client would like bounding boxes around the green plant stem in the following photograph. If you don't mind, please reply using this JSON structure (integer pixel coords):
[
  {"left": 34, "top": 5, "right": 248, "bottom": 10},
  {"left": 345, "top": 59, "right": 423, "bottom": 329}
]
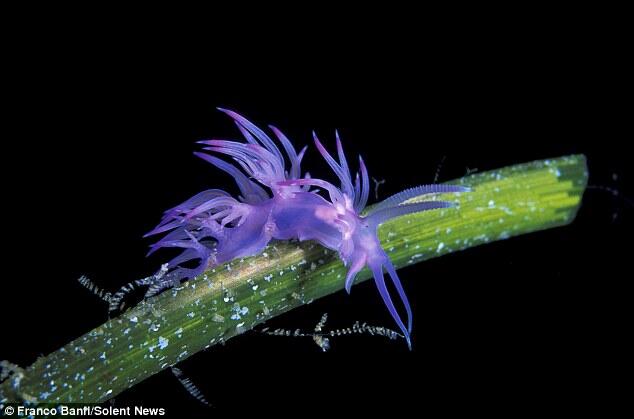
[{"left": 0, "top": 155, "right": 587, "bottom": 405}]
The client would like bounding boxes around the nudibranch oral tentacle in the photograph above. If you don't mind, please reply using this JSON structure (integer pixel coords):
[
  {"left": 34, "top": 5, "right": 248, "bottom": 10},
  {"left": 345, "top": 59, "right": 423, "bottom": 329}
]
[{"left": 146, "top": 109, "right": 470, "bottom": 347}]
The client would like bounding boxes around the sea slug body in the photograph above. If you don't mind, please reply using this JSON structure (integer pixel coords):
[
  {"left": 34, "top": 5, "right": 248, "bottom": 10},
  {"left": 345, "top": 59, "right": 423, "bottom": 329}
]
[{"left": 146, "top": 109, "right": 469, "bottom": 347}]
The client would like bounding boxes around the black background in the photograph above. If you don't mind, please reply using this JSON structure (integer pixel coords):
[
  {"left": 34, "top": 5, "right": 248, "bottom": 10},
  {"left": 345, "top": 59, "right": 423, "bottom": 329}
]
[{"left": 1, "top": 13, "right": 630, "bottom": 416}]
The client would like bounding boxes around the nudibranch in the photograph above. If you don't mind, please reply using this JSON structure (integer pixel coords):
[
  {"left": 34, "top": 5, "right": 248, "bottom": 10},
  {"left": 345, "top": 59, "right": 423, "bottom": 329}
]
[{"left": 145, "top": 109, "right": 469, "bottom": 347}]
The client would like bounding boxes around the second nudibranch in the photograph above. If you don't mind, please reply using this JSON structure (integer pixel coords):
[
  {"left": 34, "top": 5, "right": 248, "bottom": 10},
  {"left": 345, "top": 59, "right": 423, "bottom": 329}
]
[{"left": 146, "top": 109, "right": 470, "bottom": 348}]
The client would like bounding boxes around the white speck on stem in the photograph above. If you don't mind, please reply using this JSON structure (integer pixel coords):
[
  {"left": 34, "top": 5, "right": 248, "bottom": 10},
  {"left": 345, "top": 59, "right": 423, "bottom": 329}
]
[{"left": 158, "top": 336, "right": 169, "bottom": 350}]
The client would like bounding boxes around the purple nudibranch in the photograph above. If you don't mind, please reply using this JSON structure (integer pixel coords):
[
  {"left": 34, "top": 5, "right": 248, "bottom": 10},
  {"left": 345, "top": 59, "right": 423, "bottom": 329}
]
[{"left": 145, "top": 109, "right": 470, "bottom": 348}]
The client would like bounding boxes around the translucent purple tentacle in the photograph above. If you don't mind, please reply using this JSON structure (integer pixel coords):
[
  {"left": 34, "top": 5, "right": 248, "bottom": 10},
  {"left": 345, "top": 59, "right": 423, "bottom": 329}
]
[
  {"left": 354, "top": 172, "right": 361, "bottom": 203},
  {"left": 168, "top": 248, "right": 201, "bottom": 267},
  {"left": 269, "top": 125, "right": 304, "bottom": 180},
  {"left": 217, "top": 108, "right": 285, "bottom": 165},
  {"left": 368, "top": 184, "right": 471, "bottom": 216},
  {"left": 369, "top": 261, "right": 411, "bottom": 349},
  {"left": 367, "top": 201, "right": 456, "bottom": 228},
  {"left": 297, "top": 145, "right": 308, "bottom": 164},
  {"left": 277, "top": 178, "right": 345, "bottom": 205},
  {"left": 335, "top": 130, "right": 352, "bottom": 191},
  {"left": 161, "top": 189, "right": 230, "bottom": 219},
  {"left": 200, "top": 139, "right": 282, "bottom": 174},
  {"left": 199, "top": 141, "right": 285, "bottom": 187},
  {"left": 344, "top": 255, "right": 366, "bottom": 294},
  {"left": 313, "top": 132, "right": 355, "bottom": 199},
  {"left": 148, "top": 231, "right": 187, "bottom": 256},
  {"left": 145, "top": 218, "right": 185, "bottom": 238},
  {"left": 183, "top": 196, "right": 242, "bottom": 220},
  {"left": 356, "top": 156, "right": 370, "bottom": 212},
  {"left": 193, "top": 152, "right": 269, "bottom": 203},
  {"left": 234, "top": 121, "right": 258, "bottom": 145},
  {"left": 144, "top": 189, "right": 230, "bottom": 237},
  {"left": 384, "top": 257, "right": 412, "bottom": 333}
]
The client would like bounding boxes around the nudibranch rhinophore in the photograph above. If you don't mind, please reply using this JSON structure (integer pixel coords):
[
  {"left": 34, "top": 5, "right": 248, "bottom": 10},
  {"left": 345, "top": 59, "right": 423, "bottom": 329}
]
[{"left": 145, "top": 109, "right": 470, "bottom": 347}]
